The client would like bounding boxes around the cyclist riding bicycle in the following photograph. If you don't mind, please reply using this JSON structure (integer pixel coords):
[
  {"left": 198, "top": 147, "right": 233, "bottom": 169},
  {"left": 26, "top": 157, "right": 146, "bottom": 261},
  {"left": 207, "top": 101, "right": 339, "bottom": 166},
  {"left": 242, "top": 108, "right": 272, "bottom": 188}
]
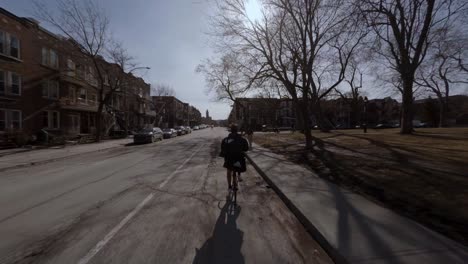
[{"left": 220, "top": 124, "right": 249, "bottom": 191}]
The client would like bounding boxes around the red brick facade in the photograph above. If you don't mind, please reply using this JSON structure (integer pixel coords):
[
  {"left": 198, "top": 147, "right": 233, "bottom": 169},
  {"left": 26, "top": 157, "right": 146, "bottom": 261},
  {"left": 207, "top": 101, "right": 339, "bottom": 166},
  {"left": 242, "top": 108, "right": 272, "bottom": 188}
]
[{"left": 0, "top": 8, "right": 153, "bottom": 142}]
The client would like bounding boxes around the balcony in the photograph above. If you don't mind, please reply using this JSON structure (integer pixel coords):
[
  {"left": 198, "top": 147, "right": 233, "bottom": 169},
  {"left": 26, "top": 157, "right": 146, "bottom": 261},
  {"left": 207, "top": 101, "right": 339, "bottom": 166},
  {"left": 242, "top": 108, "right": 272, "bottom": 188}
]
[
  {"left": 59, "top": 97, "right": 98, "bottom": 112},
  {"left": 60, "top": 70, "right": 98, "bottom": 87},
  {"left": 60, "top": 73, "right": 87, "bottom": 87}
]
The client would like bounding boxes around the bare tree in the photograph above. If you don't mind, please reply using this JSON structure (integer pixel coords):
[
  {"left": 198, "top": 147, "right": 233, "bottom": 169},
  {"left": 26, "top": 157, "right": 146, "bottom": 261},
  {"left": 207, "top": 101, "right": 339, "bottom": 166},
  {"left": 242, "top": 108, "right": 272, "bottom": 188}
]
[
  {"left": 335, "top": 61, "right": 365, "bottom": 128},
  {"left": 415, "top": 32, "right": 465, "bottom": 127},
  {"left": 151, "top": 83, "right": 176, "bottom": 97},
  {"left": 34, "top": 0, "right": 143, "bottom": 141},
  {"left": 358, "top": 0, "right": 468, "bottom": 133},
  {"left": 149, "top": 83, "right": 176, "bottom": 127},
  {"left": 196, "top": 52, "right": 260, "bottom": 129},
  {"left": 205, "top": 0, "right": 365, "bottom": 148},
  {"left": 196, "top": 53, "right": 253, "bottom": 103}
]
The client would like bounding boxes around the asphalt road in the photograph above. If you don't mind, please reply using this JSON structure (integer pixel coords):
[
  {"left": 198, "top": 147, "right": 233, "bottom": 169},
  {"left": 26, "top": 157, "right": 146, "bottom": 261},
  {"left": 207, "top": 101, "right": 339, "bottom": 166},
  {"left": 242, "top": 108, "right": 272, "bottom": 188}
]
[{"left": 0, "top": 128, "right": 331, "bottom": 264}]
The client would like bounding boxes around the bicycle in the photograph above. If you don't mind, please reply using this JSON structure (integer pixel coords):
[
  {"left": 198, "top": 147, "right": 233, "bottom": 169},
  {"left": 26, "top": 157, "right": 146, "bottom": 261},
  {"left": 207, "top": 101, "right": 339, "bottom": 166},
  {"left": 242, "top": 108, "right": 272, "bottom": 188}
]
[{"left": 230, "top": 171, "right": 240, "bottom": 205}]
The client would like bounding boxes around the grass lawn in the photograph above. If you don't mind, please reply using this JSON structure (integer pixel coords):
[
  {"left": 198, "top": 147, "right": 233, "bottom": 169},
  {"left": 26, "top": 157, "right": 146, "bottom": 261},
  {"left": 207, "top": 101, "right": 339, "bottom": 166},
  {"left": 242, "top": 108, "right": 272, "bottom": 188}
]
[{"left": 254, "top": 128, "right": 468, "bottom": 246}]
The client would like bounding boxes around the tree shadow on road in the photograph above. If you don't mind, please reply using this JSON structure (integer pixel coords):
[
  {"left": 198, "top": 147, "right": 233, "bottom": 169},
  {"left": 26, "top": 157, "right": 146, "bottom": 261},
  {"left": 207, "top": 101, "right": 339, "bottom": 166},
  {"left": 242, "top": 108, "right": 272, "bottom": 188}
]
[{"left": 192, "top": 195, "right": 244, "bottom": 264}]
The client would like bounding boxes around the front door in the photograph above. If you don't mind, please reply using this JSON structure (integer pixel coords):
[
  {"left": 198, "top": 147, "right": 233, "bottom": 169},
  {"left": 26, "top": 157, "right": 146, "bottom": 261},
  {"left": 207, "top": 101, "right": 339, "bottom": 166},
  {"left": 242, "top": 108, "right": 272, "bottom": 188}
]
[{"left": 68, "top": 114, "right": 80, "bottom": 135}]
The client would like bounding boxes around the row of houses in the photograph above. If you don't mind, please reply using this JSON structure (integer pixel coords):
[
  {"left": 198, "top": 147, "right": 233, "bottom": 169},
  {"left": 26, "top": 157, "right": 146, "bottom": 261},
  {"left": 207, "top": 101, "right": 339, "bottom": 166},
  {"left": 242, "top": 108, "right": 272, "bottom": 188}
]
[
  {"left": 0, "top": 8, "right": 159, "bottom": 144},
  {"left": 0, "top": 6, "right": 210, "bottom": 145},
  {"left": 229, "top": 95, "right": 468, "bottom": 130},
  {"left": 152, "top": 96, "right": 204, "bottom": 129}
]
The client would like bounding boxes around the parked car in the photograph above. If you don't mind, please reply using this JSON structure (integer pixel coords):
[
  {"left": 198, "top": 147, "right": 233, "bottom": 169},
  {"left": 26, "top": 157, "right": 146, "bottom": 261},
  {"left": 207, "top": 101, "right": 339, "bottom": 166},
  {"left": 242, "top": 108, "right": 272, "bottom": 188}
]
[
  {"left": 414, "top": 122, "right": 429, "bottom": 128},
  {"left": 133, "top": 127, "right": 163, "bottom": 144},
  {"left": 185, "top": 126, "right": 192, "bottom": 134},
  {"left": 174, "top": 126, "right": 184, "bottom": 136},
  {"left": 192, "top": 126, "right": 199, "bottom": 130},
  {"left": 374, "top": 123, "right": 394, "bottom": 129},
  {"left": 163, "top": 128, "right": 176, "bottom": 139}
]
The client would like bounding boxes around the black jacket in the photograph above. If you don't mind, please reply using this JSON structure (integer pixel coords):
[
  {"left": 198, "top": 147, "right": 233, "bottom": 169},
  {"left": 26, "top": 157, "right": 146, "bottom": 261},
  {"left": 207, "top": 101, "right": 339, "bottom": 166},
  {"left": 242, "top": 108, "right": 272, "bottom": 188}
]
[{"left": 221, "top": 133, "right": 249, "bottom": 160}]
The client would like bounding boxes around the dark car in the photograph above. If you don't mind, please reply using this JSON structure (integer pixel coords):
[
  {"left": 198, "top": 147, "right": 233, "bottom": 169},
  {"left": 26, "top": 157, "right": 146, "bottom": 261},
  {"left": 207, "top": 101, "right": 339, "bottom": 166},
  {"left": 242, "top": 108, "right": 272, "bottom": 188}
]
[
  {"left": 133, "top": 127, "right": 163, "bottom": 144},
  {"left": 174, "top": 126, "right": 185, "bottom": 136},
  {"left": 184, "top": 126, "right": 192, "bottom": 134},
  {"left": 163, "top": 128, "right": 176, "bottom": 139}
]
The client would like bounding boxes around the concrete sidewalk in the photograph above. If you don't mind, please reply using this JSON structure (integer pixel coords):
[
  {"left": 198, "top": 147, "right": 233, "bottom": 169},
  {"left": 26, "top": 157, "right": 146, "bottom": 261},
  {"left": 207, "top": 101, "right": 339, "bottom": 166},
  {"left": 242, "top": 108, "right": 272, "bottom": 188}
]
[
  {"left": 247, "top": 144, "right": 468, "bottom": 264},
  {"left": 0, "top": 138, "right": 132, "bottom": 171}
]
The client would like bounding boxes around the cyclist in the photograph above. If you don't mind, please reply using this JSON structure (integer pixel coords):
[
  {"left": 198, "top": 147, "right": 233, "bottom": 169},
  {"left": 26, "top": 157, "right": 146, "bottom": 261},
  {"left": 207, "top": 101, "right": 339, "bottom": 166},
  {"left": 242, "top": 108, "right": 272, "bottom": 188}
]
[{"left": 221, "top": 124, "right": 249, "bottom": 190}]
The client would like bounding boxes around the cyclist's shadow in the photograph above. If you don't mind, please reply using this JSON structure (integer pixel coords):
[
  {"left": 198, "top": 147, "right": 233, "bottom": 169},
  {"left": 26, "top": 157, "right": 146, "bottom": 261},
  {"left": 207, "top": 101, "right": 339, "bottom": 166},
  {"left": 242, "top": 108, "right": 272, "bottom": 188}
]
[{"left": 192, "top": 195, "right": 244, "bottom": 264}]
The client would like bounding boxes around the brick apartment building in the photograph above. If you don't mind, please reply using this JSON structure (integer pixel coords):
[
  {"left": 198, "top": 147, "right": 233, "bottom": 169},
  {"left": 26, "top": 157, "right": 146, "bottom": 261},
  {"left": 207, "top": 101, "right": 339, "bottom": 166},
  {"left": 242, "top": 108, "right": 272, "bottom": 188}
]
[
  {"left": 0, "top": 8, "right": 154, "bottom": 143},
  {"left": 229, "top": 98, "right": 282, "bottom": 130},
  {"left": 229, "top": 96, "right": 404, "bottom": 130},
  {"left": 189, "top": 105, "right": 202, "bottom": 127},
  {"left": 152, "top": 96, "right": 202, "bottom": 128}
]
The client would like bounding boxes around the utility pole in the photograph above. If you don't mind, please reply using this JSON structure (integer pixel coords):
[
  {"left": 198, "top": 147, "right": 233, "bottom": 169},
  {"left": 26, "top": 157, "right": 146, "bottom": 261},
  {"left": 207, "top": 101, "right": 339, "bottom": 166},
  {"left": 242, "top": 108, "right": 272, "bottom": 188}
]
[{"left": 363, "top": 96, "right": 368, "bottom": 133}]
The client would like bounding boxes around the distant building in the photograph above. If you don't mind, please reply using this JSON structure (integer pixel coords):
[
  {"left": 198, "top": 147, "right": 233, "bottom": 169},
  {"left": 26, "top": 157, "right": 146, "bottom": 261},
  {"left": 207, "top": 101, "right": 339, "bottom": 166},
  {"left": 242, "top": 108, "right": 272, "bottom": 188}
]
[
  {"left": 151, "top": 96, "right": 202, "bottom": 128},
  {"left": 229, "top": 98, "right": 282, "bottom": 130},
  {"left": 414, "top": 95, "right": 468, "bottom": 127},
  {"left": 189, "top": 106, "right": 202, "bottom": 127}
]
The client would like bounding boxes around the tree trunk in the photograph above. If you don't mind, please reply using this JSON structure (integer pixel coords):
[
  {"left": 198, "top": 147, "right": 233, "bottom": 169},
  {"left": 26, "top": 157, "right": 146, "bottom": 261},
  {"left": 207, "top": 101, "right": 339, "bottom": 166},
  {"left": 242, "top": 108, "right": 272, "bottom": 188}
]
[
  {"left": 400, "top": 78, "right": 414, "bottom": 134},
  {"left": 95, "top": 102, "right": 104, "bottom": 142}
]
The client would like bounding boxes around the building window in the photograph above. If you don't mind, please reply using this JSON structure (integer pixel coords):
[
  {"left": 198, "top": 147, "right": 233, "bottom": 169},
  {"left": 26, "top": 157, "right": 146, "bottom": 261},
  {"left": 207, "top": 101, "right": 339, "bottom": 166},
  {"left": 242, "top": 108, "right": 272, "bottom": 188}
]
[
  {"left": 0, "top": 109, "right": 21, "bottom": 131},
  {"left": 41, "top": 48, "right": 47, "bottom": 65},
  {"left": 10, "top": 110, "right": 21, "bottom": 129},
  {"left": 41, "top": 80, "right": 59, "bottom": 99},
  {"left": 0, "top": 32, "right": 4, "bottom": 54},
  {"left": 10, "top": 73, "right": 20, "bottom": 95},
  {"left": 89, "top": 93, "right": 97, "bottom": 105},
  {"left": 68, "top": 86, "right": 76, "bottom": 103},
  {"left": 0, "top": 71, "right": 21, "bottom": 95},
  {"left": 43, "top": 110, "right": 60, "bottom": 129},
  {"left": 67, "top": 59, "right": 76, "bottom": 76},
  {"left": 41, "top": 47, "right": 59, "bottom": 68},
  {"left": 0, "top": 31, "right": 20, "bottom": 59},
  {"left": 78, "top": 88, "right": 87, "bottom": 102},
  {"left": 10, "top": 35, "right": 19, "bottom": 58}
]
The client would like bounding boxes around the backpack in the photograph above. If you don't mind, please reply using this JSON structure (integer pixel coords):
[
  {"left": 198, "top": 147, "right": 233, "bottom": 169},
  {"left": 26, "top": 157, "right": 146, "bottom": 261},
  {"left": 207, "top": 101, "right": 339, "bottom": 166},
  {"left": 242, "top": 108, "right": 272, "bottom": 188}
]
[{"left": 220, "top": 133, "right": 248, "bottom": 159}]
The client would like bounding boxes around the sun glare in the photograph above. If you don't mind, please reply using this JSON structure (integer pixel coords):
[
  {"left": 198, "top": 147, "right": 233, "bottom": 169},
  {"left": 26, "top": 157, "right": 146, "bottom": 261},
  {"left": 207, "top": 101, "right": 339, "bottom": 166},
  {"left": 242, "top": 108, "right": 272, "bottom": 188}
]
[{"left": 245, "top": 0, "right": 262, "bottom": 22}]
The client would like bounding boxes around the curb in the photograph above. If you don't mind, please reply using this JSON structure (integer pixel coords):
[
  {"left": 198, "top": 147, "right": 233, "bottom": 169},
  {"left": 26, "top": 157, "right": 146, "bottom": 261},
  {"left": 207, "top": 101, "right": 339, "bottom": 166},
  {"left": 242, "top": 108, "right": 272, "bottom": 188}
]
[
  {"left": 0, "top": 144, "right": 124, "bottom": 172},
  {"left": 246, "top": 150, "right": 348, "bottom": 264}
]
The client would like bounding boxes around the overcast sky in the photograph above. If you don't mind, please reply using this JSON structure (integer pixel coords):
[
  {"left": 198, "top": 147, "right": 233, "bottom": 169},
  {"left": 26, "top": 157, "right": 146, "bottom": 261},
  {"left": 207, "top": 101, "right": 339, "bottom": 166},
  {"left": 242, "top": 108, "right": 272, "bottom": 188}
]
[{"left": 2, "top": 0, "right": 248, "bottom": 120}]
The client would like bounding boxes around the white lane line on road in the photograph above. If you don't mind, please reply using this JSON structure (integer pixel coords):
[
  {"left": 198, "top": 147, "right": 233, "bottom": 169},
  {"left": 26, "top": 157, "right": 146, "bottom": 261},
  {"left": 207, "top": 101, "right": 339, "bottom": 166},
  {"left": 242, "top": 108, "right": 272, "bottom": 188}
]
[
  {"left": 77, "top": 144, "right": 205, "bottom": 264},
  {"left": 77, "top": 193, "right": 154, "bottom": 264},
  {"left": 158, "top": 144, "right": 205, "bottom": 189}
]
